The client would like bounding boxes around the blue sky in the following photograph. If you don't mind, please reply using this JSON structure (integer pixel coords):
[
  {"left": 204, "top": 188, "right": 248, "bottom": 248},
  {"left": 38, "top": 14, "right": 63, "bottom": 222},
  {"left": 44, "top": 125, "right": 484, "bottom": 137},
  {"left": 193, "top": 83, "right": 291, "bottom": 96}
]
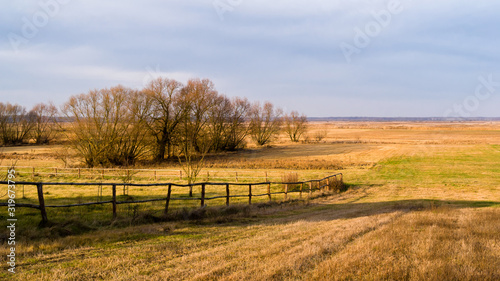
[{"left": 1, "top": 0, "right": 500, "bottom": 117}]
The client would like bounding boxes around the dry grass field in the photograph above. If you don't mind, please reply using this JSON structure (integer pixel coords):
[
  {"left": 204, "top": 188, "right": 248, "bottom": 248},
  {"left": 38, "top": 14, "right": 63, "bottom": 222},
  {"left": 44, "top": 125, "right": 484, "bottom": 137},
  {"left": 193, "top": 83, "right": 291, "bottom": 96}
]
[{"left": 1, "top": 121, "right": 500, "bottom": 280}]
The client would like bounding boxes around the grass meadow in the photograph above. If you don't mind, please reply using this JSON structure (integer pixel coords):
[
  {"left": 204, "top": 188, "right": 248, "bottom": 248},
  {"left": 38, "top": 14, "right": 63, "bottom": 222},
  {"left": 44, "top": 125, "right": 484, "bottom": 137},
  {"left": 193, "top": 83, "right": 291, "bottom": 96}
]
[{"left": 1, "top": 121, "right": 499, "bottom": 280}]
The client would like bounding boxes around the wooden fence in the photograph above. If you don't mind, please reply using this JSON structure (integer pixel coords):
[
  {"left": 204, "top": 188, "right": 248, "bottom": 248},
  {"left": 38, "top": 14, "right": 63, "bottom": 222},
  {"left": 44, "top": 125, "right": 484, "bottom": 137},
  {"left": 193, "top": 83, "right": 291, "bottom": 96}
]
[{"left": 0, "top": 173, "right": 343, "bottom": 224}]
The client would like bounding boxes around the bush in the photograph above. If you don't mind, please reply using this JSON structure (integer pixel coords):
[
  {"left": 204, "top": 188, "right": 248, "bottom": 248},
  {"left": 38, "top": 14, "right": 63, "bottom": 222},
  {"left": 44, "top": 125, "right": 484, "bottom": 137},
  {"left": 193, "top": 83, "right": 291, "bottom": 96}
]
[
  {"left": 282, "top": 172, "right": 301, "bottom": 192},
  {"left": 328, "top": 175, "right": 346, "bottom": 192}
]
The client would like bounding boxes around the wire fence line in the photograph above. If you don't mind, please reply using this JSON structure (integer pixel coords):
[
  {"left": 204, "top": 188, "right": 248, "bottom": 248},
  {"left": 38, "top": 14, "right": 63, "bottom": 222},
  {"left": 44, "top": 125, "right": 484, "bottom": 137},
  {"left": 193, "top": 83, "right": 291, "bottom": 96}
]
[
  {"left": 0, "top": 173, "right": 344, "bottom": 225},
  {"left": 0, "top": 165, "right": 296, "bottom": 182}
]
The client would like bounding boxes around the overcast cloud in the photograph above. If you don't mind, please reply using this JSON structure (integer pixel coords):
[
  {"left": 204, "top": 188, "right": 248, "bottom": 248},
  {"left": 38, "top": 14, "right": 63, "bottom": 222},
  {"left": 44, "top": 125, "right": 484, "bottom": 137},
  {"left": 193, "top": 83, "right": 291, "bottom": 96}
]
[{"left": 1, "top": 0, "right": 500, "bottom": 117}]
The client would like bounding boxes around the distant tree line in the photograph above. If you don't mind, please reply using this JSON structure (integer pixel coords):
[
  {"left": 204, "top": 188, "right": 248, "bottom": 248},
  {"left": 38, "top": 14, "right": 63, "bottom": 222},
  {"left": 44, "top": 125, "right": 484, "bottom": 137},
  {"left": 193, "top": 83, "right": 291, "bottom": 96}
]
[
  {"left": 0, "top": 102, "right": 59, "bottom": 146},
  {"left": 0, "top": 77, "right": 308, "bottom": 167}
]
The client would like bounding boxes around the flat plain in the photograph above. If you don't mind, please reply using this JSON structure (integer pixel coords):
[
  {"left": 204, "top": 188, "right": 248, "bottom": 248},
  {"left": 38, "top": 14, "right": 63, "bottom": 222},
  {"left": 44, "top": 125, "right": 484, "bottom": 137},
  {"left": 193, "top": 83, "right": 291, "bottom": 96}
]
[{"left": 1, "top": 121, "right": 499, "bottom": 280}]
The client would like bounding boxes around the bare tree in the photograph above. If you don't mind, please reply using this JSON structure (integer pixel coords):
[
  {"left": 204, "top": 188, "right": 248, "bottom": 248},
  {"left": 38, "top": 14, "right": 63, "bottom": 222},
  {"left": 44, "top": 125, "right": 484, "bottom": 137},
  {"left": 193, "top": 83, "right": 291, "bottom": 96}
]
[
  {"left": 31, "top": 102, "right": 59, "bottom": 144},
  {"left": 205, "top": 95, "right": 251, "bottom": 152},
  {"left": 143, "top": 77, "right": 185, "bottom": 161},
  {"left": 180, "top": 78, "right": 219, "bottom": 152},
  {"left": 0, "top": 103, "right": 10, "bottom": 145},
  {"left": 62, "top": 86, "right": 150, "bottom": 167},
  {"left": 0, "top": 102, "right": 35, "bottom": 145},
  {"left": 173, "top": 78, "right": 221, "bottom": 196},
  {"left": 283, "top": 111, "right": 308, "bottom": 142},
  {"left": 314, "top": 128, "right": 328, "bottom": 142},
  {"left": 206, "top": 94, "right": 232, "bottom": 152},
  {"left": 224, "top": 97, "right": 251, "bottom": 151},
  {"left": 249, "top": 101, "right": 283, "bottom": 146},
  {"left": 177, "top": 106, "right": 211, "bottom": 197},
  {"left": 122, "top": 89, "right": 153, "bottom": 164}
]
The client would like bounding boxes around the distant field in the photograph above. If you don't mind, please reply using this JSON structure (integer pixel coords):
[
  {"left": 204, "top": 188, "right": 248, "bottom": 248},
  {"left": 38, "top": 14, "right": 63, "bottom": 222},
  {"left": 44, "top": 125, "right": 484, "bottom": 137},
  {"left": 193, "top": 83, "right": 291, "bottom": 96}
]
[
  {"left": 1, "top": 121, "right": 499, "bottom": 280},
  {"left": 2, "top": 121, "right": 500, "bottom": 168}
]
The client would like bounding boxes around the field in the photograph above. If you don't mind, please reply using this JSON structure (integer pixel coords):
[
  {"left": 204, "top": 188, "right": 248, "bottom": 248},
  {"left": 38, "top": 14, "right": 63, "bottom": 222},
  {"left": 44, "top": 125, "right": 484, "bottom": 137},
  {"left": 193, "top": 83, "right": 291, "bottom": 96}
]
[{"left": 1, "top": 121, "right": 500, "bottom": 280}]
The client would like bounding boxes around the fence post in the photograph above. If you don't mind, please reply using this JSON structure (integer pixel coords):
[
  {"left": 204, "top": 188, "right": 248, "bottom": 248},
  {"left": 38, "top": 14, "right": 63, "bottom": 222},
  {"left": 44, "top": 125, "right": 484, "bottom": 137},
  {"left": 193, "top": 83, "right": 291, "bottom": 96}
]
[
  {"left": 200, "top": 184, "right": 205, "bottom": 207},
  {"left": 55, "top": 167, "right": 57, "bottom": 176},
  {"left": 98, "top": 185, "right": 103, "bottom": 201},
  {"left": 248, "top": 184, "right": 252, "bottom": 205},
  {"left": 164, "top": 184, "right": 172, "bottom": 215},
  {"left": 154, "top": 170, "right": 157, "bottom": 181},
  {"left": 179, "top": 170, "right": 182, "bottom": 180},
  {"left": 327, "top": 177, "right": 330, "bottom": 191},
  {"left": 308, "top": 182, "right": 312, "bottom": 197},
  {"left": 112, "top": 184, "right": 117, "bottom": 219},
  {"left": 226, "top": 184, "right": 230, "bottom": 206},
  {"left": 32, "top": 167, "right": 35, "bottom": 178},
  {"left": 101, "top": 169, "right": 104, "bottom": 179},
  {"left": 284, "top": 184, "right": 288, "bottom": 200},
  {"left": 36, "top": 183, "right": 48, "bottom": 225},
  {"left": 265, "top": 171, "right": 268, "bottom": 182},
  {"left": 267, "top": 183, "right": 271, "bottom": 202},
  {"left": 78, "top": 168, "right": 81, "bottom": 178},
  {"left": 235, "top": 172, "right": 238, "bottom": 182},
  {"left": 300, "top": 182, "right": 303, "bottom": 198}
]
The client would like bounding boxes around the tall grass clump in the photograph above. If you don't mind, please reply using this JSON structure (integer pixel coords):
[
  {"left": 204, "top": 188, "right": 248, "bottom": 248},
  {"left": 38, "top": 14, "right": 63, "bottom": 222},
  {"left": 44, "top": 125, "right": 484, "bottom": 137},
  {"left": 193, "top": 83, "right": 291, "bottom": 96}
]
[{"left": 282, "top": 172, "right": 301, "bottom": 192}]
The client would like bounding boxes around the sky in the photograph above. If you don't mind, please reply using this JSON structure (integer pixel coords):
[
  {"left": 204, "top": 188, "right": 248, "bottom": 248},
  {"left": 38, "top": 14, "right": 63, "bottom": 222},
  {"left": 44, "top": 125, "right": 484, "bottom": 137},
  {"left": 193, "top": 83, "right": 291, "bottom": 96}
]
[{"left": 1, "top": 0, "right": 500, "bottom": 117}]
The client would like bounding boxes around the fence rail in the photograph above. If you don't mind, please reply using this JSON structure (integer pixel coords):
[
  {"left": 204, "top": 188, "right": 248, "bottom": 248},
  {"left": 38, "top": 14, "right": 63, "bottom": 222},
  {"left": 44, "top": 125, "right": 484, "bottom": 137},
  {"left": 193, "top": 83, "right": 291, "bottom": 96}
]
[{"left": 0, "top": 173, "right": 343, "bottom": 225}]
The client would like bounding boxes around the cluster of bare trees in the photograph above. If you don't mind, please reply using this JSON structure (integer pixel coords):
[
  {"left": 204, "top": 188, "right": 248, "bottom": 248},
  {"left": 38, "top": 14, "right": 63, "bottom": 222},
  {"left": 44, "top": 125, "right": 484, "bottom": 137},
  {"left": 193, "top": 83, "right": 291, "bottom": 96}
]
[
  {"left": 62, "top": 77, "right": 307, "bottom": 168},
  {"left": 283, "top": 111, "right": 308, "bottom": 142},
  {"left": 0, "top": 102, "right": 59, "bottom": 146},
  {"left": 62, "top": 86, "right": 150, "bottom": 167},
  {"left": 1, "top": 77, "right": 308, "bottom": 172}
]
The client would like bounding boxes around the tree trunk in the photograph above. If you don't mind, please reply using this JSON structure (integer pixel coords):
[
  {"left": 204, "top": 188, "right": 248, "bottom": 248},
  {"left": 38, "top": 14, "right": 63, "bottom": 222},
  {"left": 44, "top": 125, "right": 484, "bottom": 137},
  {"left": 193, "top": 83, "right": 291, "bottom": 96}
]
[
  {"left": 167, "top": 140, "right": 172, "bottom": 159},
  {"left": 155, "top": 137, "right": 167, "bottom": 162}
]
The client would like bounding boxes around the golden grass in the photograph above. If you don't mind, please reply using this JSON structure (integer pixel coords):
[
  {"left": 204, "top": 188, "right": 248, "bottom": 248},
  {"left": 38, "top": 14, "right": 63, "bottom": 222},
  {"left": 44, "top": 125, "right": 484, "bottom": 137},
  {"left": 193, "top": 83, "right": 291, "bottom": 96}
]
[
  {"left": 5, "top": 194, "right": 499, "bottom": 280},
  {"left": 1, "top": 121, "right": 500, "bottom": 280},
  {"left": 2, "top": 121, "right": 500, "bottom": 170},
  {"left": 308, "top": 206, "right": 500, "bottom": 281}
]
